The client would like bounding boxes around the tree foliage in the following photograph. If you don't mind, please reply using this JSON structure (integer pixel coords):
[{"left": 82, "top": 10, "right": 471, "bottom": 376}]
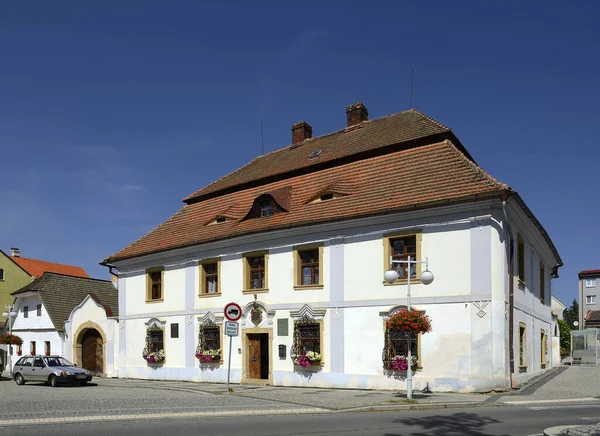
[{"left": 557, "top": 319, "right": 571, "bottom": 356}]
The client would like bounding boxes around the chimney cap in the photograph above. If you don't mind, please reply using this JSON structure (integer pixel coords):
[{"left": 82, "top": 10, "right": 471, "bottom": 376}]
[
  {"left": 292, "top": 120, "right": 312, "bottom": 129},
  {"left": 345, "top": 101, "right": 368, "bottom": 112},
  {"left": 10, "top": 247, "right": 20, "bottom": 257}
]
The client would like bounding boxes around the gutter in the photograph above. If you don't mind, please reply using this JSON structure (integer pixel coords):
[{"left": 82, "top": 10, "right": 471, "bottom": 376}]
[
  {"left": 502, "top": 200, "right": 516, "bottom": 389},
  {"left": 99, "top": 262, "right": 119, "bottom": 278}
]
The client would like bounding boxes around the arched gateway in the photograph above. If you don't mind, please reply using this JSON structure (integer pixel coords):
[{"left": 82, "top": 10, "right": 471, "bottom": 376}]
[{"left": 73, "top": 322, "right": 106, "bottom": 376}]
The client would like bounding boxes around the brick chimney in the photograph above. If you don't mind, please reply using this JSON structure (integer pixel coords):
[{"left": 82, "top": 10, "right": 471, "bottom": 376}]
[
  {"left": 346, "top": 102, "right": 368, "bottom": 127},
  {"left": 10, "top": 247, "right": 20, "bottom": 257},
  {"left": 291, "top": 121, "right": 312, "bottom": 144}
]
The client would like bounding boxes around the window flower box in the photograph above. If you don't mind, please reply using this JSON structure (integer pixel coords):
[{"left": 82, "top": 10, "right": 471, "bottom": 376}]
[
  {"left": 292, "top": 351, "right": 321, "bottom": 368},
  {"left": 195, "top": 349, "right": 221, "bottom": 363},
  {"left": 386, "top": 355, "right": 418, "bottom": 372},
  {"left": 143, "top": 349, "right": 165, "bottom": 364}
]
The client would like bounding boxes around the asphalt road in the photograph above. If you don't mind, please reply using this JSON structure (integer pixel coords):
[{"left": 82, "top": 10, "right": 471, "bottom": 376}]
[{"left": 1, "top": 405, "right": 599, "bottom": 436}]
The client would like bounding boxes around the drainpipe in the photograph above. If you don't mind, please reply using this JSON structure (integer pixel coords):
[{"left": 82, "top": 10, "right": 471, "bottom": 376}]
[{"left": 502, "top": 200, "right": 516, "bottom": 389}]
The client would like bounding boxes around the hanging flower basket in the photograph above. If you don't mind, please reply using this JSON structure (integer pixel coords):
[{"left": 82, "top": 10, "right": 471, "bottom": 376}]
[
  {"left": 0, "top": 334, "right": 23, "bottom": 346},
  {"left": 386, "top": 310, "right": 432, "bottom": 333}
]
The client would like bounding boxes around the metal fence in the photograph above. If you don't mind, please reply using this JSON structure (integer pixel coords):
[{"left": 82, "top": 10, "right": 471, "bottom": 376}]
[{"left": 571, "top": 329, "right": 600, "bottom": 366}]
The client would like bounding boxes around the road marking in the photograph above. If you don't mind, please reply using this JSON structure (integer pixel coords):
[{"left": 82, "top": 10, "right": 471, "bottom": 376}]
[
  {"left": 0, "top": 408, "right": 329, "bottom": 427},
  {"left": 503, "top": 398, "right": 600, "bottom": 405}
]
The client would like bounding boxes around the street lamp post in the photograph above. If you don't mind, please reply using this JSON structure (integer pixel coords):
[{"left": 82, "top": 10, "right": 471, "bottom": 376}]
[
  {"left": 384, "top": 256, "right": 434, "bottom": 400},
  {"left": 2, "top": 305, "right": 18, "bottom": 378}
]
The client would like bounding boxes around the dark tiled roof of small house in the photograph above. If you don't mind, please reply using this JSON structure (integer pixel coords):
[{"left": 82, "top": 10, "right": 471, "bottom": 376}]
[{"left": 12, "top": 273, "right": 117, "bottom": 332}]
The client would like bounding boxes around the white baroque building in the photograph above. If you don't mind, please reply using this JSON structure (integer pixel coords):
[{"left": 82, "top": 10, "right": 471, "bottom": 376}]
[{"left": 103, "top": 103, "right": 562, "bottom": 392}]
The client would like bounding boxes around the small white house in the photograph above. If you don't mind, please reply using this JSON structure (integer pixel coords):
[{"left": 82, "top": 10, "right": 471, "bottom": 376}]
[
  {"left": 103, "top": 103, "right": 562, "bottom": 392},
  {"left": 10, "top": 273, "right": 118, "bottom": 376}
]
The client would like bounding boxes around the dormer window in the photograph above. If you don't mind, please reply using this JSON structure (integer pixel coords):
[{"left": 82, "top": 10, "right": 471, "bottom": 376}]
[
  {"left": 206, "top": 216, "right": 231, "bottom": 226},
  {"left": 307, "top": 191, "right": 345, "bottom": 204},
  {"left": 259, "top": 199, "right": 273, "bottom": 217},
  {"left": 242, "top": 189, "right": 291, "bottom": 221}
]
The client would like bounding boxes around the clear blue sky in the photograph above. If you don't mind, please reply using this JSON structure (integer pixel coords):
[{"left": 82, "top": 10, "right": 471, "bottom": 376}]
[{"left": 1, "top": 1, "right": 598, "bottom": 305}]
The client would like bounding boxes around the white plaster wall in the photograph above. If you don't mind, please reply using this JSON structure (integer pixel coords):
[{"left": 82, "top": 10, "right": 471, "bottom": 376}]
[
  {"left": 70, "top": 298, "right": 108, "bottom": 329},
  {"left": 490, "top": 210, "right": 509, "bottom": 380},
  {"left": 166, "top": 316, "right": 186, "bottom": 367},
  {"left": 12, "top": 296, "right": 55, "bottom": 330},
  {"left": 114, "top": 204, "right": 557, "bottom": 391},
  {"left": 343, "top": 226, "right": 472, "bottom": 302}
]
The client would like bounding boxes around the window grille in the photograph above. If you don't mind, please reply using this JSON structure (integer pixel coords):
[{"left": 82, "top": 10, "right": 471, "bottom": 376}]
[
  {"left": 291, "top": 315, "right": 321, "bottom": 357},
  {"left": 382, "top": 328, "right": 418, "bottom": 369},
  {"left": 196, "top": 321, "right": 221, "bottom": 357},
  {"left": 142, "top": 325, "right": 165, "bottom": 362}
]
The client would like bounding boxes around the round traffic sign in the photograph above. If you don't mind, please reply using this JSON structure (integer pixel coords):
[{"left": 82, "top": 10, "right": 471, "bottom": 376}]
[{"left": 224, "top": 302, "right": 242, "bottom": 321}]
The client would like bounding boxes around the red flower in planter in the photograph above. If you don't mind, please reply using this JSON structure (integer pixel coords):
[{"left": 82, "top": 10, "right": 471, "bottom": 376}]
[{"left": 386, "top": 310, "right": 432, "bottom": 333}]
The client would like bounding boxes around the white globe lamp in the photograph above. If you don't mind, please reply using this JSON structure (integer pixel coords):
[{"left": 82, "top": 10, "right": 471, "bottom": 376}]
[
  {"left": 384, "top": 269, "right": 399, "bottom": 285},
  {"left": 420, "top": 269, "right": 434, "bottom": 285}
]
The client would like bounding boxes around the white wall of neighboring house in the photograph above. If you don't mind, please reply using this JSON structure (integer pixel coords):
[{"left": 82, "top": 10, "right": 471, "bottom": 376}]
[
  {"left": 11, "top": 294, "right": 62, "bottom": 358},
  {"left": 64, "top": 295, "right": 119, "bottom": 377},
  {"left": 112, "top": 201, "right": 559, "bottom": 392}
]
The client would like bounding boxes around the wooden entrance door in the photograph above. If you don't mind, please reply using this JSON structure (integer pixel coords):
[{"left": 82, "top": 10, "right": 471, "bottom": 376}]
[
  {"left": 81, "top": 329, "right": 103, "bottom": 375},
  {"left": 247, "top": 333, "right": 269, "bottom": 380}
]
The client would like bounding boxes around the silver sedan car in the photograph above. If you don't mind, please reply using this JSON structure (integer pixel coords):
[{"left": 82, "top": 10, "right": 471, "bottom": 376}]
[{"left": 13, "top": 355, "right": 93, "bottom": 387}]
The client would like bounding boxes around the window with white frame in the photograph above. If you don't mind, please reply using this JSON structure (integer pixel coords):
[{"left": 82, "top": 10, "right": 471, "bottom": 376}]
[
  {"left": 586, "top": 295, "right": 596, "bottom": 305},
  {"left": 585, "top": 279, "right": 596, "bottom": 288}
]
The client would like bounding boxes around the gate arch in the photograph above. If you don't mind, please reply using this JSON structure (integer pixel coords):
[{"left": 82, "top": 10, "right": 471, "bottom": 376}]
[{"left": 72, "top": 322, "right": 107, "bottom": 376}]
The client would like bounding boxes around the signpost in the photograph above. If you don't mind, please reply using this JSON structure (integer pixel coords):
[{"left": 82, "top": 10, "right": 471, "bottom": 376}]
[{"left": 224, "top": 302, "right": 242, "bottom": 391}]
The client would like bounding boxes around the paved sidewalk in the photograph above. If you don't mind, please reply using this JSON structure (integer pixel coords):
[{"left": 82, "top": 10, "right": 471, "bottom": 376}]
[
  {"left": 94, "top": 377, "right": 493, "bottom": 411},
  {"left": 495, "top": 366, "right": 600, "bottom": 404}
]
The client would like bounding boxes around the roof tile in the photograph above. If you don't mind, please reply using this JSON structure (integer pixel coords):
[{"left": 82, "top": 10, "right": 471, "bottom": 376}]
[
  {"left": 11, "top": 256, "right": 89, "bottom": 279},
  {"left": 107, "top": 140, "right": 508, "bottom": 262}
]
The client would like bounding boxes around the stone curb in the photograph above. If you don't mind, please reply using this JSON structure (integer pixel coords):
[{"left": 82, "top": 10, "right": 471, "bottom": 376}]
[
  {"left": 334, "top": 401, "right": 505, "bottom": 413},
  {"left": 544, "top": 425, "right": 600, "bottom": 436},
  {"left": 544, "top": 426, "right": 577, "bottom": 435}
]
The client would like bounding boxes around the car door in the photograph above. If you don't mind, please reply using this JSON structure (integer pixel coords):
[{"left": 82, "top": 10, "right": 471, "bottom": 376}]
[
  {"left": 15, "top": 357, "right": 34, "bottom": 381},
  {"left": 32, "top": 357, "right": 46, "bottom": 381}
]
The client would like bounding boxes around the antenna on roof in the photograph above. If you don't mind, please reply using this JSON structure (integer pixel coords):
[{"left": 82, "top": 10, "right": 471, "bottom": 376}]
[
  {"left": 260, "top": 117, "right": 265, "bottom": 155},
  {"left": 409, "top": 65, "right": 415, "bottom": 109}
]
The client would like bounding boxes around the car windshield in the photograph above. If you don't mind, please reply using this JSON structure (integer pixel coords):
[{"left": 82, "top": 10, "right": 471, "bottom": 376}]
[{"left": 43, "top": 357, "right": 74, "bottom": 367}]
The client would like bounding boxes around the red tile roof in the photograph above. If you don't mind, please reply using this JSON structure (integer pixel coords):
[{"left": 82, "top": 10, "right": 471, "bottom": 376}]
[
  {"left": 106, "top": 139, "right": 510, "bottom": 262},
  {"left": 184, "top": 109, "right": 461, "bottom": 203},
  {"left": 10, "top": 256, "right": 89, "bottom": 279},
  {"left": 579, "top": 269, "right": 600, "bottom": 277}
]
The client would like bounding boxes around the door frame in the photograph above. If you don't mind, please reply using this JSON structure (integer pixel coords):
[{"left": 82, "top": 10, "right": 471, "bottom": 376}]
[
  {"left": 72, "top": 321, "right": 107, "bottom": 377},
  {"left": 241, "top": 327, "right": 273, "bottom": 385}
]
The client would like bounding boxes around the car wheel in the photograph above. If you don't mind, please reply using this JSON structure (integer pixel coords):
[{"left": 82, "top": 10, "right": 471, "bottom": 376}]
[
  {"left": 14, "top": 373, "right": 25, "bottom": 385},
  {"left": 79, "top": 381, "right": 87, "bottom": 386},
  {"left": 49, "top": 374, "right": 58, "bottom": 388}
]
